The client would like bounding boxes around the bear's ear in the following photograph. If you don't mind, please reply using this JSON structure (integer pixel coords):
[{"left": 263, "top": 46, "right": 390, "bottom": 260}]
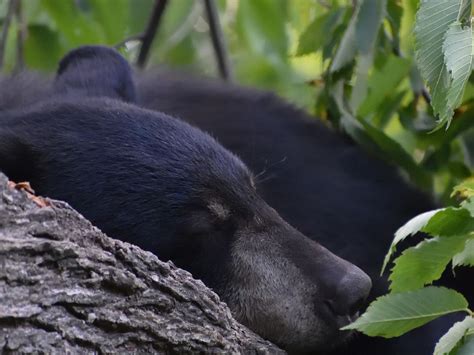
[
  {"left": 54, "top": 45, "right": 137, "bottom": 103},
  {"left": 0, "top": 133, "right": 37, "bottom": 183}
]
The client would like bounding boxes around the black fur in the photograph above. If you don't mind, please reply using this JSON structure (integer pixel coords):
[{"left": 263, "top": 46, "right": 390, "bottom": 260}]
[
  {"left": 54, "top": 46, "right": 136, "bottom": 102},
  {"left": 136, "top": 71, "right": 470, "bottom": 355},
  {"left": 0, "top": 47, "right": 374, "bottom": 353}
]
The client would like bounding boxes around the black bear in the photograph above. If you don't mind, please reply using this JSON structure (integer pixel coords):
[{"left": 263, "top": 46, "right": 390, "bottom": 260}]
[
  {"left": 136, "top": 71, "right": 467, "bottom": 354},
  {"left": 0, "top": 46, "right": 372, "bottom": 354}
]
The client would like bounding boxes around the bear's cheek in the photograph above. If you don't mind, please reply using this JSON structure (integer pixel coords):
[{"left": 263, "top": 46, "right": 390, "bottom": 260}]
[{"left": 221, "top": 226, "right": 349, "bottom": 352}]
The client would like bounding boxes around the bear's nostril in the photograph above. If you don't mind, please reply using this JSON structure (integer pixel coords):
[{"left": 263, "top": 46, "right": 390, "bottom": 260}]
[
  {"left": 348, "top": 296, "right": 365, "bottom": 316},
  {"left": 324, "top": 299, "right": 342, "bottom": 316},
  {"left": 324, "top": 296, "right": 364, "bottom": 319},
  {"left": 325, "top": 270, "right": 372, "bottom": 318}
]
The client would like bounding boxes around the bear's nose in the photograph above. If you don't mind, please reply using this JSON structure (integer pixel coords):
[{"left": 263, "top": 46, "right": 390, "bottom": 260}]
[{"left": 325, "top": 269, "right": 372, "bottom": 317}]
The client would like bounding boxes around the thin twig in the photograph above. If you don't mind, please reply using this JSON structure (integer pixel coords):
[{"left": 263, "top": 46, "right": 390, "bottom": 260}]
[
  {"left": 203, "top": 0, "right": 232, "bottom": 81},
  {"left": 0, "top": 0, "right": 18, "bottom": 70},
  {"left": 420, "top": 87, "right": 431, "bottom": 104},
  {"left": 14, "top": 0, "right": 24, "bottom": 72},
  {"left": 136, "top": 0, "right": 169, "bottom": 69}
]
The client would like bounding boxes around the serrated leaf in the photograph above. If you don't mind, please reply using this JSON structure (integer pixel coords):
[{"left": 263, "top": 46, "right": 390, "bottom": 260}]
[
  {"left": 442, "top": 21, "right": 473, "bottom": 127},
  {"left": 422, "top": 207, "right": 474, "bottom": 237},
  {"left": 453, "top": 239, "right": 474, "bottom": 267},
  {"left": 434, "top": 316, "right": 474, "bottom": 355},
  {"left": 382, "top": 209, "right": 441, "bottom": 274},
  {"left": 389, "top": 235, "right": 469, "bottom": 292},
  {"left": 342, "top": 287, "right": 469, "bottom": 338},
  {"left": 414, "top": 0, "right": 471, "bottom": 126}
]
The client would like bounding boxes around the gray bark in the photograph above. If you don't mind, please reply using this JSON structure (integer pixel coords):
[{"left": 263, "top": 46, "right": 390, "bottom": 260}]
[{"left": 0, "top": 172, "right": 283, "bottom": 354}]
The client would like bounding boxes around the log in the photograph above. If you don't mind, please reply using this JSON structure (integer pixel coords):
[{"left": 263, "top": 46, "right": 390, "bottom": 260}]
[{"left": 0, "top": 172, "right": 283, "bottom": 354}]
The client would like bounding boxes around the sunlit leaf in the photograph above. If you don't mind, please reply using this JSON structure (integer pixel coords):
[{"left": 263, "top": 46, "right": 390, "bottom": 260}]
[
  {"left": 389, "top": 235, "right": 469, "bottom": 292},
  {"left": 422, "top": 207, "right": 474, "bottom": 237},
  {"left": 453, "top": 239, "right": 474, "bottom": 267},
  {"left": 343, "top": 287, "right": 469, "bottom": 338},
  {"left": 434, "top": 316, "right": 474, "bottom": 355},
  {"left": 382, "top": 209, "right": 441, "bottom": 274},
  {"left": 414, "top": 0, "right": 473, "bottom": 127},
  {"left": 442, "top": 21, "right": 473, "bottom": 126}
]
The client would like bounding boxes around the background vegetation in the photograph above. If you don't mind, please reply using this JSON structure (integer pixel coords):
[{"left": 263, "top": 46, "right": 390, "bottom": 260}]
[
  {"left": 2, "top": 0, "right": 474, "bottom": 204},
  {"left": 0, "top": 0, "right": 473, "bottom": 352}
]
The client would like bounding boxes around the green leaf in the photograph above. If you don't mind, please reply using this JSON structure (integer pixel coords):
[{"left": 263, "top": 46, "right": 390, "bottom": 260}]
[
  {"left": 355, "top": 0, "right": 386, "bottom": 53},
  {"left": 350, "top": 52, "right": 373, "bottom": 111},
  {"left": 422, "top": 207, "right": 474, "bottom": 237},
  {"left": 357, "top": 55, "right": 411, "bottom": 117},
  {"left": 414, "top": 0, "right": 472, "bottom": 127},
  {"left": 330, "top": 6, "right": 358, "bottom": 72},
  {"left": 88, "top": 0, "right": 130, "bottom": 44},
  {"left": 434, "top": 316, "right": 474, "bottom": 355},
  {"left": 41, "top": 0, "right": 106, "bottom": 45},
  {"left": 389, "top": 235, "right": 469, "bottom": 292},
  {"left": 237, "top": 0, "right": 288, "bottom": 58},
  {"left": 458, "top": 335, "right": 474, "bottom": 355},
  {"left": 330, "top": 81, "right": 380, "bottom": 152},
  {"left": 24, "top": 24, "right": 62, "bottom": 70},
  {"left": 359, "top": 119, "right": 431, "bottom": 188},
  {"left": 296, "top": 8, "right": 345, "bottom": 56},
  {"left": 342, "top": 287, "right": 469, "bottom": 338},
  {"left": 453, "top": 239, "right": 474, "bottom": 267},
  {"left": 382, "top": 209, "right": 441, "bottom": 275},
  {"left": 443, "top": 21, "right": 474, "bottom": 127}
]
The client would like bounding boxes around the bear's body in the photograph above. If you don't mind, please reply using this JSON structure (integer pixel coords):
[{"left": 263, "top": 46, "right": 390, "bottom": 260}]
[
  {"left": 0, "top": 47, "right": 373, "bottom": 354},
  {"left": 0, "top": 46, "right": 469, "bottom": 354}
]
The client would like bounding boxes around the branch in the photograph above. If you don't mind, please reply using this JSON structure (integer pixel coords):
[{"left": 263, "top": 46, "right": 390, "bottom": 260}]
[
  {"left": 0, "top": 0, "right": 17, "bottom": 70},
  {"left": 136, "top": 0, "right": 169, "bottom": 69},
  {"left": 0, "top": 172, "right": 283, "bottom": 353},
  {"left": 14, "top": 0, "right": 25, "bottom": 72},
  {"left": 203, "top": 0, "right": 233, "bottom": 81}
]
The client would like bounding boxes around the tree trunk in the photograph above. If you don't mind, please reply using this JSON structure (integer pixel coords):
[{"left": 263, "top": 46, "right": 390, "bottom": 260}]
[{"left": 0, "top": 173, "right": 283, "bottom": 354}]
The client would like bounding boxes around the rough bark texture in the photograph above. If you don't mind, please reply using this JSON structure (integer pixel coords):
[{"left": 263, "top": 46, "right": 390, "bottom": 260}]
[{"left": 0, "top": 172, "right": 283, "bottom": 354}]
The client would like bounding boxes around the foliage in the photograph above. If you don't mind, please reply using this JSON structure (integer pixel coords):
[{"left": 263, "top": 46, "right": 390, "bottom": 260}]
[
  {"left": 344, "top": 180, "right": 474, "bottom": 354},
  {"left": 0, "top": 0, "right": 473, "bottom": 201},
  {"left": 1, "top": 0, "right": 474, "bottom": 353}
]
